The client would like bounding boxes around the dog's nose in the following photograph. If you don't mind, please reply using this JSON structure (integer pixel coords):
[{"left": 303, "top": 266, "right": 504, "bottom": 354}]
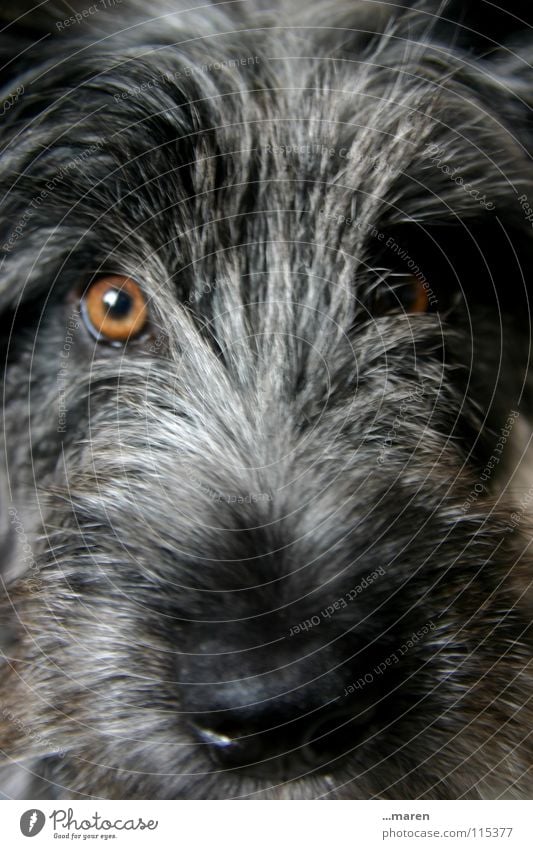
[{"left": 180, "top": 640, "right": 378, "bottom": 772}]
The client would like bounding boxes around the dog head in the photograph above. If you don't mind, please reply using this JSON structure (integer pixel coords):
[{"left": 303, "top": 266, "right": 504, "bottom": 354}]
[{"left": 1, "top": 0, "right": 533, "bottom": 799}]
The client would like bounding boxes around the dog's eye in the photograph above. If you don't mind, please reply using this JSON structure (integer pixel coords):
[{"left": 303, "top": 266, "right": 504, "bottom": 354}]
[
  {"left": 81, "top": 275, "right": 148, "bottom": 344},
  {"left": 374, "top": 276, "right": 430, "bottom": 317}
]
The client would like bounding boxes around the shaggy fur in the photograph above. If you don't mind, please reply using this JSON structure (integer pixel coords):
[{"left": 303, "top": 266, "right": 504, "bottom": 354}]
[{"left": 1, "top": 0, "right": 533, "bottom": 799}]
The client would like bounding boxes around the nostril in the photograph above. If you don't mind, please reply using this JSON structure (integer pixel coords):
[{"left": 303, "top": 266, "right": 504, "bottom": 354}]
[{"left": 190, "top": 702, "right": 376, "bottom": 775}]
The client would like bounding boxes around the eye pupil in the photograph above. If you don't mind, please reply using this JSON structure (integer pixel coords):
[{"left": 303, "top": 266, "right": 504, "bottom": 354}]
[
  {"left": 80, "top": 274, "right": 148, "bottom": 344},
  {"left": 103, "top": 288, "right": 133, "bottom": 318}
]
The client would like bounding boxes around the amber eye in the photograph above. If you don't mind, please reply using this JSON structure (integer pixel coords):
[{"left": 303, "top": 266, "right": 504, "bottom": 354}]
[
  {"left": 81, "top": 275, "right": 148, "bottom": 343},
  {"left": 406, "top": 277, "right": 430, "bottom": 314},
  {"left": 374, "top": 276, "right": 431, "bottom": 316}
]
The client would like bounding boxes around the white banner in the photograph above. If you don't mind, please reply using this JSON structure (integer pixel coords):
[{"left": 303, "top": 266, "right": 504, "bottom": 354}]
[{"left": 1, "top": 800, "right": 532, "bottom": 848}]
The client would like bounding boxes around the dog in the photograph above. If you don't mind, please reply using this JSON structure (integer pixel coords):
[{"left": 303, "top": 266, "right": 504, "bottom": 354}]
[{"left": 1, "top": 0, "right": 533, "bottom": 800}]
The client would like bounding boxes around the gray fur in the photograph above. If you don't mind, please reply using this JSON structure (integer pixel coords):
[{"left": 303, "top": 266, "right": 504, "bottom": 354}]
[{"left": 0, "top": 0, "right": 533, "bottom": 799}]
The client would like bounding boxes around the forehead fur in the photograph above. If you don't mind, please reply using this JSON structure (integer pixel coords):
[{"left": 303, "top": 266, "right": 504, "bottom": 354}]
[{"left": 1, "top": 2, "right": 533, "bottom": 281}]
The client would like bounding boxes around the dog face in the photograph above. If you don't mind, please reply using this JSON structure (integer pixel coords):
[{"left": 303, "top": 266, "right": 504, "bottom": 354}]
[{"left": 1, "top": 0, "right": 533, "bottom": 799}]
